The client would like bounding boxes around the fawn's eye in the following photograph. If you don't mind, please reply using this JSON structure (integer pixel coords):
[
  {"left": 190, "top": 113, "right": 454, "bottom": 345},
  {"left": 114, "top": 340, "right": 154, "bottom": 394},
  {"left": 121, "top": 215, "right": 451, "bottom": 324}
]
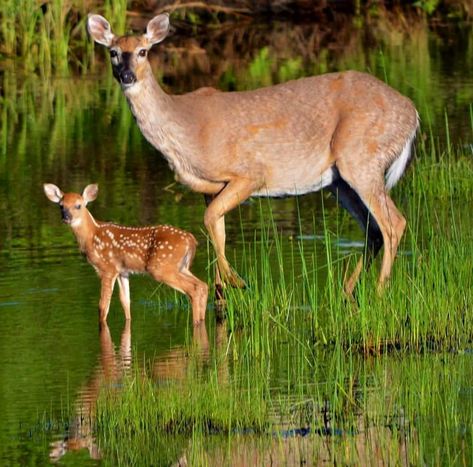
[
  {"left": 110, "top": 50, "right": 118, "bottom": 58},
  {"left": 75, "top": 204, "right": 81, "bottom": 210},
  {"left": 138, "top": 49, "right": 147, "bottom": 57}
]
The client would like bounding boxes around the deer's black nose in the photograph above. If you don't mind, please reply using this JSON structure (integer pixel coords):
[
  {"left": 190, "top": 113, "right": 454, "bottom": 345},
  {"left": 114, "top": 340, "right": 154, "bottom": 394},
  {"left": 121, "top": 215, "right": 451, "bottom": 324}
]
[
  {"left": 120, "top": 70, "right": 136, "bottom": 85},
  {"left": 61, "top": 207, "right": 72, "bottom": 224}
]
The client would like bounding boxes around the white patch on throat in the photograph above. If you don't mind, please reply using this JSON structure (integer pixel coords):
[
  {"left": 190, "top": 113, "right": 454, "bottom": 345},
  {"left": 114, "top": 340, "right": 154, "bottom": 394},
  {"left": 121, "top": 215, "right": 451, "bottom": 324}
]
[
  {"left": 70, "top": 217, "right": 82, "bottom": 228},
  {"left": 124, "top": 81, "right": 143, "bottom": 98}
]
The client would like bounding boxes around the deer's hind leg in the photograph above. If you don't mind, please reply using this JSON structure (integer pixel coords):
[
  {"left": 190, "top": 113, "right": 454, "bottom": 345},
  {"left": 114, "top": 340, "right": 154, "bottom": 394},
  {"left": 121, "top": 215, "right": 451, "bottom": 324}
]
[
  {"left": 333, "top": 165, "right": 406, "bottom": 292},
  {"left": 148, "top": 247, "right": 208, "bottom": 325},
  {"left": 326, "top": 168, "right": 384, "bottom": 296},
  {"left": 117, "top": 275, "right": 131, "bottom": 320},
  {"left": 330, "top": 116, "right": 408, "bottom": 292},
  {"left": 364, "top": 191, "right": 406, "bottom": 289},
  {"left": 149, "top": 265, "right": 208, "bottom": 325}
]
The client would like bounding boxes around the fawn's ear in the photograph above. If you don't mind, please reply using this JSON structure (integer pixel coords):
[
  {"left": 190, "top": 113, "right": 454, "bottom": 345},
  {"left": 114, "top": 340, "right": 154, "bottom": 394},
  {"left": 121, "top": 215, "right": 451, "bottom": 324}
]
[
  {"left": 82, "top": 184, "right": 99, "bottom": 205},
  {"left": 144, "top": 14, "right": 170, "bottom": 46},
  {"left": 88, "top": 14, "right": 115, "bottom": 47},
  {"left": 43, "top": 184, "right": 64, "bottom": 203}
]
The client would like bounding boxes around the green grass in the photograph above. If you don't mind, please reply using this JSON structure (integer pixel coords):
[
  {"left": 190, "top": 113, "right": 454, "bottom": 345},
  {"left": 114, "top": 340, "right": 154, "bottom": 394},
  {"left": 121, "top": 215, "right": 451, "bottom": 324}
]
[
  {"left": 217, "top": 138, "right": 473, "bottom": 354},
  {"left": 94, "top": 338, "right": 270, "bottom": 465},
  {"left": 97, "top": 364, "right": 268, "bottom": 437},
  {"left": 92, "top": 328, "right": 473, "bottom": 465}
]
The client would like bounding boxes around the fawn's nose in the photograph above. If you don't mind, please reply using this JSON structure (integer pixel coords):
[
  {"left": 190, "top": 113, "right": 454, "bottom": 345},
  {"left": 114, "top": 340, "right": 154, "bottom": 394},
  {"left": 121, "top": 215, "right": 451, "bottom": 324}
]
[
  {"left": 61, "top": 207, "right": 72, "bottom": 224},
  {"left": 120, "top": 70, "right": 136, "bottom": 86}
]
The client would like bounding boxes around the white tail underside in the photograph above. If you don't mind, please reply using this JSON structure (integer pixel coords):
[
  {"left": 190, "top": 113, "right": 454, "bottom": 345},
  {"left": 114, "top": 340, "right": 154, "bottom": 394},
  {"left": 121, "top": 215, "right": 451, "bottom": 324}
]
[{"left": 385, "top": 114, "right": 419, "bottom": 191}]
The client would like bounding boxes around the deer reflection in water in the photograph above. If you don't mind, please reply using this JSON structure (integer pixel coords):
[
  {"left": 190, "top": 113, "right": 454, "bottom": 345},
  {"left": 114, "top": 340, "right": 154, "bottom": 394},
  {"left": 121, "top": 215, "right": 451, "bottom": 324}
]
[
  {"left": 49, "top": 322, "right": 131, "bottom": 461},
  {"left": 49, "top": 321, "right": 215, "bottom": 462}
]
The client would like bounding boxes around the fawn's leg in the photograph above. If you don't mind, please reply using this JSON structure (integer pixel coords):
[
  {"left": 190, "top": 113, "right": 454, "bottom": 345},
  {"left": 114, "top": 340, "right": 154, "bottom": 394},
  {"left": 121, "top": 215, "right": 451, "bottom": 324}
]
[
  {"left": 149, "top": 265, "right": 208, "bottom": 325},
  {"left": 99, "top": 274, "right": 117, "bottom": 323},
  {"left": 117, "top": 275, "right": 131, "bottom": 320}
]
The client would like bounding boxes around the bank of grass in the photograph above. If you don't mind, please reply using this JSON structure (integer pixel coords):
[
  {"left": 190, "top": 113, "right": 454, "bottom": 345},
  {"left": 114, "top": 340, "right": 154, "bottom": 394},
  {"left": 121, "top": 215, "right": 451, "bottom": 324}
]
[
  {"left": 95, "top": 347, "right": 270, "bottom": 465},
  {"left": 219, "top": 139, "right": 473, "bottom": 354},
  {"left": 97, "top": 366, "right": 268, "bottom": 437}
]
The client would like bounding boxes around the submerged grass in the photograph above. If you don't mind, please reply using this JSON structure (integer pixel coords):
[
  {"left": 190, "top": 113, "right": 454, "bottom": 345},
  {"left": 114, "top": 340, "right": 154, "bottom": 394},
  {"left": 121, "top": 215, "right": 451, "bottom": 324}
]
[
  {"left": 97, "top": 368, "right": 268, "bottom": 437},
  {"left": 93, "top": 333, "right": 473, "bottom": 465},
  {"left": 95, "top": 340, "right": 270, "bottom": 465}
]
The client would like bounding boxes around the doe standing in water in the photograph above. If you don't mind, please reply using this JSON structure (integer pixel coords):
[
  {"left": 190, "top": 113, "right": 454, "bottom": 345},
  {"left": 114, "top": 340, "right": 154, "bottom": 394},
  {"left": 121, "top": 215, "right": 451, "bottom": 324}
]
[
  {"left": 43, "top": 183, "right": 208, "bottom": 325},
  {"left": 87, "top": 13, "right": 418, "bottom": 296}
]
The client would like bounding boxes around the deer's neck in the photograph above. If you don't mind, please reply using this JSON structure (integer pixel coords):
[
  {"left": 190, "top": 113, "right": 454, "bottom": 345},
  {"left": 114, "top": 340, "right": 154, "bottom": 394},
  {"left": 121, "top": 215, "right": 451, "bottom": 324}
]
[
  {"left": 70, "top": 210, "right": 98, "bottom": 253},
  {"left": 122, "top": 66, "right": 208, "bottom": 190},
  {"left": 123, "top": 67, "right": 186, "bottom": 150}
]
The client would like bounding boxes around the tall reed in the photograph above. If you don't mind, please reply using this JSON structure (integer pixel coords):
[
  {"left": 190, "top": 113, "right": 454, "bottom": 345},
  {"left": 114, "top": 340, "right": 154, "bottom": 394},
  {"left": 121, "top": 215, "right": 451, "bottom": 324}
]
[{"left": 0, "top": 0, "right": 128, "bottom": 75}]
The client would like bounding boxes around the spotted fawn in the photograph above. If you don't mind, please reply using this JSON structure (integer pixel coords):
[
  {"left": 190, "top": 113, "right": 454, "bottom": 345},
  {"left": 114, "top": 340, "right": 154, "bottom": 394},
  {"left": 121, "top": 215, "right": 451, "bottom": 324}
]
[{"left": 44, "top": 183, "right": 208, "bottom": 324}]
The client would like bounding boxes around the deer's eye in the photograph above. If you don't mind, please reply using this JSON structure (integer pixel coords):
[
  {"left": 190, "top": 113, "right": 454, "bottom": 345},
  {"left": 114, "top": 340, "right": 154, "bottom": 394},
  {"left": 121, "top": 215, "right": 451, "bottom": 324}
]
[
  {"left": 75, "top": 204, "right": 81, "bottom": 210},
  {"left": 138, "top": 49, "right": 147, "bottom": 57},
  {"left": 110, "top": 50, "right": 118, "bottom": 58}
]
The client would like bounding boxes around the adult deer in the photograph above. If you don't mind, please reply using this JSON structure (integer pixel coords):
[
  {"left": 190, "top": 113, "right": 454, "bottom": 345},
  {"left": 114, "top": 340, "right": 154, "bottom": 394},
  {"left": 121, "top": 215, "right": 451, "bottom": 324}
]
[
  {"left": 88, "top": 13, "right": 418, "bottom": 296},
  {"left": 44, "top": 183, "right": 208, "bottom": 324}
]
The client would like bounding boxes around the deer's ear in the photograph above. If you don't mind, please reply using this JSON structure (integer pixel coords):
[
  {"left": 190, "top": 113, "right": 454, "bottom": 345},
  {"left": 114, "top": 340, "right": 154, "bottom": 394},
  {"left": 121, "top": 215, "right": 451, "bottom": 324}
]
[
  {"left": 44, "top": 184, "right": 64, "bottom": 203},
  {"left": 83, "top": 184, "right": 99, "bottom": 205},
  {"left": 88, "top": 14, "right": 115, "bottom": 47},
  {"left": 145, "top": 14, "right": 170, "bottom": 46}
]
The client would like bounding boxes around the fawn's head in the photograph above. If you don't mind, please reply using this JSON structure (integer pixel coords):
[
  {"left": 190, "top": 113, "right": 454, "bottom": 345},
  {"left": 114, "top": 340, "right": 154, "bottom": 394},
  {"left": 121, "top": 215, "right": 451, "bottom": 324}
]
[
  {"left": 87, "top": 14, "right": 170, "bottom": 90},
  {"left": 44, "top": 184, "right": 99, "bottom": 227}
]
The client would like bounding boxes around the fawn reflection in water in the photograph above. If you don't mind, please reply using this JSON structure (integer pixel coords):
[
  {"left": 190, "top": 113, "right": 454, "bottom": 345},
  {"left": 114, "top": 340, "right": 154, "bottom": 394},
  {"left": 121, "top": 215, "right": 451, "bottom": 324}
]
[{"left": 49, "top": 321, "right": 216, "bottom": 462}]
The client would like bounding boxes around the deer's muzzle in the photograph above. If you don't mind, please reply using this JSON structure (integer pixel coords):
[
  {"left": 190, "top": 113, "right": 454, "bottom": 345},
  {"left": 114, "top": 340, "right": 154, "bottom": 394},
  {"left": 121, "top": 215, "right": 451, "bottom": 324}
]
[
  {"left": 120, "top": 70, "right": 136, "bottom": 86},
  {"left": 61, "top": 207, "right": 72, "bottom": 224}
]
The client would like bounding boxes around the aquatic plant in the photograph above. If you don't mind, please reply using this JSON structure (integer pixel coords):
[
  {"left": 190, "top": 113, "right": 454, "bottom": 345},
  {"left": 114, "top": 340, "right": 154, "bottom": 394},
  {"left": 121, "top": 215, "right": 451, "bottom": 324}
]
[{"left": 93, "top": 324, "right": 473, "bottom": 465}]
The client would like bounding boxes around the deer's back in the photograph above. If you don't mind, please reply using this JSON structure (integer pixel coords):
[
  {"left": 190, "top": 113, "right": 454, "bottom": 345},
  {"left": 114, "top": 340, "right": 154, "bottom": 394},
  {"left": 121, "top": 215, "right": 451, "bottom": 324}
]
[
  {"left": 87, "top": 223, "right": 196, "bottom": 275},
  {"left": 183, "top": 70, "right": 416, "bottom": 137}
]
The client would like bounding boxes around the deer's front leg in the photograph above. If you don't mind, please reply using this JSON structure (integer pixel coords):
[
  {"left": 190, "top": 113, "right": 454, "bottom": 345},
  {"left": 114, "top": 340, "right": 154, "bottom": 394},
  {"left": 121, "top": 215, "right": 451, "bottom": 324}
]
[
  {"left": 98, "top": 274, "right": 117, "bottom": 322},
  {"left": 117, "top": 275, "right": 131, "bottom": 320},
  {"left": 204, "top": 178, "right": 260, "bottom": 289},
  {"left": 204, "top": 194, "right": 226, "bottom": 299}
]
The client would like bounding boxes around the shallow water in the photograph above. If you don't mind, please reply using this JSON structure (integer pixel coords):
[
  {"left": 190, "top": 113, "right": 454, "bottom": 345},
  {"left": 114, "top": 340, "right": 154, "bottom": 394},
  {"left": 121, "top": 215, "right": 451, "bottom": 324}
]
[{"left": 0, "top": 17, "right": 472, "bottom": 465}]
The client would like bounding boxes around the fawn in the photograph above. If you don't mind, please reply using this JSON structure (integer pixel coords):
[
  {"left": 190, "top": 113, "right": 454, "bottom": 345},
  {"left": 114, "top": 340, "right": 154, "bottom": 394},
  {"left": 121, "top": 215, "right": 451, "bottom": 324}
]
[
  {"left": 88, "top": 14, "right": 418, "bottom": 297},
  {"left": 43, "top": 183, "right": 208, "bottom": 324}
]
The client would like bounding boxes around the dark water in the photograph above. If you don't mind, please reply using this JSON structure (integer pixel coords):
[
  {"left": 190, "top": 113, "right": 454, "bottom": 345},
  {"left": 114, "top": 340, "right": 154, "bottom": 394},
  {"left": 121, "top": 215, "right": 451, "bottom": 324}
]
[{"left": 0, "top": 18, "right": 472, "bottom": 464}]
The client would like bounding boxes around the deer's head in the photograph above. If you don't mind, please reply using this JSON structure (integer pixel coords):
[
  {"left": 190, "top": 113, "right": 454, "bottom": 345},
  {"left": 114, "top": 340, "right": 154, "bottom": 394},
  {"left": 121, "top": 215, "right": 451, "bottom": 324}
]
[
  {"left": 44, "top": 184, "right": 98, "bottom": 227},
  {"left": 87, "top": 14, "right": 170, "bottom": 90}
]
